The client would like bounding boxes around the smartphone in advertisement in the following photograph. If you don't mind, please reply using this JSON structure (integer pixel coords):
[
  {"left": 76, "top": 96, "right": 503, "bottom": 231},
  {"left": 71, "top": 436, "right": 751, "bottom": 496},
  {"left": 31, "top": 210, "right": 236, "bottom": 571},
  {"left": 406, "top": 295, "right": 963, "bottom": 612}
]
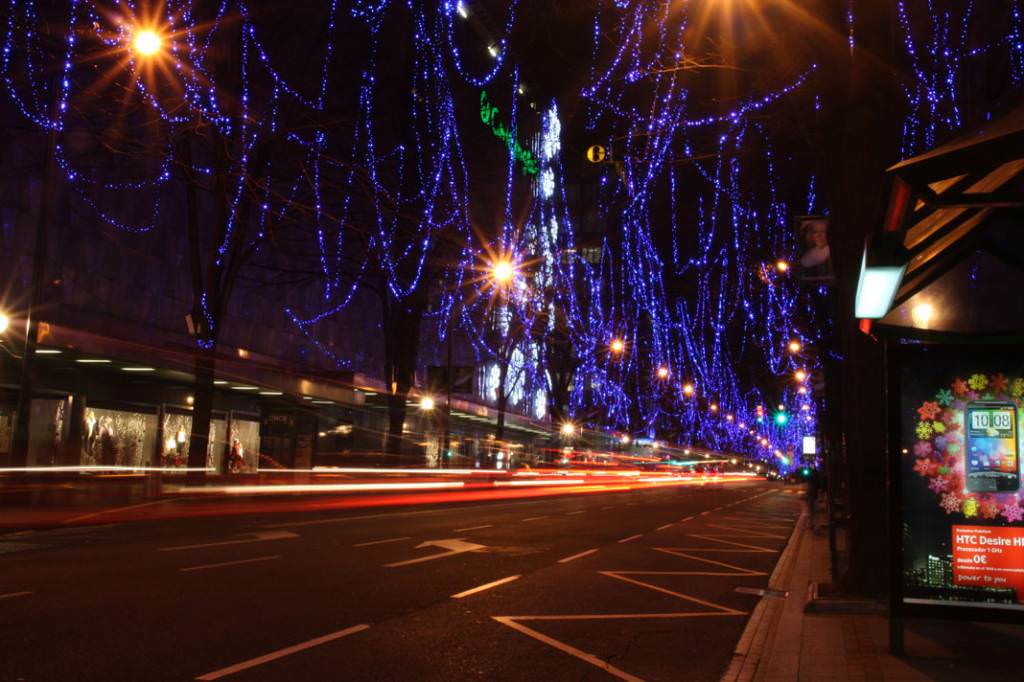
[{"left": 964, "top": 401, "right": 1020, "bottom": 493}]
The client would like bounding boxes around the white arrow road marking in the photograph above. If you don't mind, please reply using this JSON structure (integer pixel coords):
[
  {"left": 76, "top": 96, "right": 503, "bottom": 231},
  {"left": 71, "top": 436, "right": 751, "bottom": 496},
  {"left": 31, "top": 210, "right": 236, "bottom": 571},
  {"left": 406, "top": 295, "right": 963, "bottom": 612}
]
[
  {"left": 160, "top": 531, "right": 299, "bottom": 552},
  {"left": 384, "top": 538, "right": 485, "bottom": 567}
]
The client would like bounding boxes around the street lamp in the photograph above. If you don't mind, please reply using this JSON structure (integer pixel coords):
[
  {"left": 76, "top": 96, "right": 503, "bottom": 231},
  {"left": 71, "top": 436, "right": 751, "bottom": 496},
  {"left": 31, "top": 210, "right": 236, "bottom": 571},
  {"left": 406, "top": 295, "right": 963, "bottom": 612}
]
[
  {"left": 491, "top": 259, "right": 515, "bottom": 285},
  {"left": 656, "top": 366, "right": 669, "bottom": 380},
  {"left": 132, "top": 28, "right": 163, "bottom": 57},
  {"left": 788, "top": 339, "right": 802, "bottom": 353},
  {"left": 775, "top": 259, "right": 790, "bottom": 273},
  {"left": 0, "top": 311, "right": 8, "bottom": 334},
  {"left": 610, "top": 338, "right": 624, "bottom": 354},
  {"left": 794, "top": 369, "right": 807, "bottom": 382},
  {"left": 420, "top": 396, "right": 435, "bottom": 411},
  {"left": 560, "top": 421, "right": 576, "bottom": 437}
]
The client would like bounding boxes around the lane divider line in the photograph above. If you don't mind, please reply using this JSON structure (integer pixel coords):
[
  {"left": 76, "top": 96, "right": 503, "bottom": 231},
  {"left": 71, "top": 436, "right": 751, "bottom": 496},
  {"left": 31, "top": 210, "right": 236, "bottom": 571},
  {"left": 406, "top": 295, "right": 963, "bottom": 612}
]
[
  {"left": 451, "top": 575, "right": 521, "bottom": 599},
  {"left": 453, "top": 524, "right": 493, "bottom": 532},
  {"left": 521, "top": 516, "right": 548, "bottom": 522},
  {"left": 195, "top": 624, "right": 370, "bottom": 680},
  {"left": 161, "top": 531, "right": 299, "bottom": 552},
  {"left": 353, "top": 537, "right": 411, "bottom": 548},
  {"left": 180, "top": 556, "right": 280, "bottom": 573},
  {"left": 0, "top": 591, "right": 32, "bottom": 600},
  {"left": 657, "top": 524, "right": 673, "bottom": 531},
  {"left": 558, "top": 549, "right": 597, "bottom": 564},
  {"left": 567, "top": 511, "right": 585, "bottom": 516},
  {"left": 618, "top": 534, "right": 642, "bottom": 544}
]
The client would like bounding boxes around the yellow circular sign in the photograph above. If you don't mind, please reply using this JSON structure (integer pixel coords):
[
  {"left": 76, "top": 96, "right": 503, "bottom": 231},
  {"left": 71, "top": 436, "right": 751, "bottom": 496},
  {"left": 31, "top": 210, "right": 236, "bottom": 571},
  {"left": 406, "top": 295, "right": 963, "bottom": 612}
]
[{"left": 586, "top": 144, "right": 606, "bottom": 163}]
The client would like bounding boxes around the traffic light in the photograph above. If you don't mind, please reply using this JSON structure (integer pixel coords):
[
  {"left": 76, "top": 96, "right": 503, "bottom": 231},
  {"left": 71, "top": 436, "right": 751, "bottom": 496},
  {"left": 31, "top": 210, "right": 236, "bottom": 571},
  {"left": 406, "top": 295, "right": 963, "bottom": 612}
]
[{"left": 775, "top": 412, "right": 789, "bottom": 426}]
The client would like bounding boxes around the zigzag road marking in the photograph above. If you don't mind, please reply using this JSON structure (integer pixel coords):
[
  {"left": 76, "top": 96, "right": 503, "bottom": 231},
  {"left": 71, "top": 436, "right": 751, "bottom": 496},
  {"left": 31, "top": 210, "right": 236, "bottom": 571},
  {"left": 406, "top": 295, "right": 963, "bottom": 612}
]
[{"left": 493, "top": 499, "right": 798, "bottom": 680}]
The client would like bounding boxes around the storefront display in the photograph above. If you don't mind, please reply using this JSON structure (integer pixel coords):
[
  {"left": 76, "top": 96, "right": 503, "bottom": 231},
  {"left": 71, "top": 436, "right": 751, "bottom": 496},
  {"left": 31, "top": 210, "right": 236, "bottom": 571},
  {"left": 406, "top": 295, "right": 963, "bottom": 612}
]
[
  {"left": 228, "top": 416, "right": 260, "bottom": 472},
  {"left": 900, "top": 350, "right": 1024, "bottom": 611},
  {"left": 160, "top": 412, "right": 227, "bottom": 471},
  {"left": 81, "top": 407, "right": 156, "bottom": 469}
]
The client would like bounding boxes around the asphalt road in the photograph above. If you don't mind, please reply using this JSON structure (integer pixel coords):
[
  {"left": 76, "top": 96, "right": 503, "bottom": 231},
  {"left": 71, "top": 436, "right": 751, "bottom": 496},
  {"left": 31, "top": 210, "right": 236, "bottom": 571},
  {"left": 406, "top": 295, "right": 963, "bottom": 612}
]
[{"left": 0, "top": 481, "right": 802, "bottom": 681}]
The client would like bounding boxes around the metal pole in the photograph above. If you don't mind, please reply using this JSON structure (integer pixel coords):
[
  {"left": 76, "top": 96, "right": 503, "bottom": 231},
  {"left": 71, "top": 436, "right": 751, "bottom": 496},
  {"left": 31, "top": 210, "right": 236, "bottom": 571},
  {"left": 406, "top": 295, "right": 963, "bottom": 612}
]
[{"left": 442, "top": 304, "right": 453, "bottom": 468}]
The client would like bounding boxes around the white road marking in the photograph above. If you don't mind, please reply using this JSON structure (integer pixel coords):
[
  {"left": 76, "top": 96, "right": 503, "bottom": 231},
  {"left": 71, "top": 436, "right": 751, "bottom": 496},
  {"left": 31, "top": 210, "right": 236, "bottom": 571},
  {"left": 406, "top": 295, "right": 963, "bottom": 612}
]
[
  {"left": 566, "top": 510, "right": 585, "bottom": 516},
  {"left": 558, "top": 549, "right": 597, "bottom": 564},
  {"left": 451, "top": 575, "right": 520, "bottom": 599},
  {"left": 601, "top": 506, "right": 616, "bottom": 510},
  {"left": 385, "top": 538, "right": 485, "bottom": 568},
  {"left": 618, "top": 534, "right": 642, "bottom": 544},
  {"left": 161, "top": 531, "right": 299, "bottom": 552},
  {"left": 657, "top": 524, "right": 673, "bottom": 531},
  {"left": 180, "top": 555, "right": 280, "bottom": 573},
  {"left": 453, "top": 524, "right": 493, "bottom": 532},
  {"left": 62, "top": 498, "right": 178, "bottom": 525},
  {"left": 493, "top": 617, "right": 643, "bottom": 682},
  {"left": 521, "top": 515, "right": 547, "bottom": 522},
  {"left": 195, "top": 624, "right": 369, "bottom": 680},
  {"left": 680, "top": 516, "right": 695, "bottom": 522},
  {"left": 700, "top": 511, "right": 711, "bottom": 516},
  {"left": 352, "top": 536, "right": 411, "bottom": 547},
  {"left": 0, "top": 591, "right": 32, "bottom": 600}
]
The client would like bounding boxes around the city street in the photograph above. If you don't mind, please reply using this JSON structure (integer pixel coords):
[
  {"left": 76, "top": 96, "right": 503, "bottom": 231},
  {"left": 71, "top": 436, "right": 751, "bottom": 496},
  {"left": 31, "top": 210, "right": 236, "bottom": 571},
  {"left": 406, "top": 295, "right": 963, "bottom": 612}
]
[{"left": 0, "top": 481, "right": 800, "bottom": 681}]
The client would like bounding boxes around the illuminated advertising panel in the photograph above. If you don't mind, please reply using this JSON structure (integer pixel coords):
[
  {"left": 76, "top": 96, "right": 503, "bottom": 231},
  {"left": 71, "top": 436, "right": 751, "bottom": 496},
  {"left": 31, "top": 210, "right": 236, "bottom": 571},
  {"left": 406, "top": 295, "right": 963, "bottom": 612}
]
[{"left": 900, "top": 353, "right": 1024, "bottom": 612}]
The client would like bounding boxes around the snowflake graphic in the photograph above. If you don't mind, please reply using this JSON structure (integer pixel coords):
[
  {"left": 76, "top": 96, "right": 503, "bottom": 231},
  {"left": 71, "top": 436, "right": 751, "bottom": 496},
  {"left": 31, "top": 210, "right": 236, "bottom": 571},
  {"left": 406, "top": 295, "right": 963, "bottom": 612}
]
[
  {"left": 980, "top": 498, "right": 1000, "bottom": 519},
  {"left": 935, "top": 389, "right": 953, "bottom": 407},
  {"left": 916, "top": 421, "right": 933, "bottom": 440},
  {"left": 1002, "top": 502, "right": 1024, "bottom": 523},
  {"left": 968, "top": 374, "right": 989, "bottom": 391},
  {"left": 952, "top": 378, "right": 968, "bottom": 396},
  {"left": 928, "top": 477, "right": 948, "bottom": 494},
  {"left": 917, "top": 401, "right": 941, "bottom": 421},
  {"left": 990, "top": 374, "right": 1008, "bottom": 394},
  {"left": 941, "top": 492, "right": 963, "bottom": 514},
  {"left": 932, "top": 421, "right": 946, "bottom": 434},
  {"left": 1011, "top": 378, "right": 1024, "bottom": 399},
  {"left": 913, "top": 441, "right": 932, "bottom": 458}
]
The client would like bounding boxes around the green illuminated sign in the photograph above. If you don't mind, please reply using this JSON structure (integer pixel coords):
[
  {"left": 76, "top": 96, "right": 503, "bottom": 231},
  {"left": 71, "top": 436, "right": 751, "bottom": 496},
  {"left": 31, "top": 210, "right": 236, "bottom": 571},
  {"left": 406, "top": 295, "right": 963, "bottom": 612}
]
[{"left": 479, "top": 90, "right": 538, "bottom": 176}]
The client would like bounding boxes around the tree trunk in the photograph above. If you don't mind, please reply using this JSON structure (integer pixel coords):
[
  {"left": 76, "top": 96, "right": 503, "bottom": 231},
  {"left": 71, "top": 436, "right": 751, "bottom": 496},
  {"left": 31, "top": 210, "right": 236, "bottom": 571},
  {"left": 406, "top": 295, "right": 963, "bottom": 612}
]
[
  {"left": 186, "top": 345, "right": 216, "bottom": 485},
  {"left": 382, "top": 288, "right": 427, "bottom": 458}
]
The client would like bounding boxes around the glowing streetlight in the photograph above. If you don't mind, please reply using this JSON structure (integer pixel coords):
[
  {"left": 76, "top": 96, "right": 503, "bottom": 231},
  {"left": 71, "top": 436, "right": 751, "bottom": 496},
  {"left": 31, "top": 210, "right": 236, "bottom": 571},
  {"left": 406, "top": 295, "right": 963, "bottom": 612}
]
[
  {"left": 620, "top": 434, "right": 631, "bottom": 445},
  {"left": 801, "top": 404, "right": 810, "bottom": 412},
  {"left": 911, "top": 302, "right": 934, "bottom": 328},
  {"left": 560, "top": 421, "right": 577, "bottom": 437},
  {"left": 656, "top": 366, "right": 669, "bottom": 380},
  {"left": 491, "top": 259, "right": 515, "bottom": 285},
  {"left": 788, "top": 339, "right": 802, "bottom": 353},
  {"left": 132, "top": 28, "right": 163, "bottom": 57},
  {"left": 682, "top": 383, "right": 694, "bottom": 397},
  {"left": 420, "top": 396, "right": 435, "bottom": 411},
  {"left": 610, "top": 338, "right": 624, "bottom": 354},
  {"left": 726, "top": 414, "right": 734, "bottom": 421},
  {"left": 709, "top": 403, "right": 718, "bottom": 412},
  {"left": 0, "top": 311, "right": 8, "bottom": 334},
  {"left": 797, "top": 386, "right": 808, "bottom": 395},
  {"left": 794, "top": 369, "right": 807, "bottom": 382},
  {"left": 776, "top": 259, "right": 789, "bottom": 273}
]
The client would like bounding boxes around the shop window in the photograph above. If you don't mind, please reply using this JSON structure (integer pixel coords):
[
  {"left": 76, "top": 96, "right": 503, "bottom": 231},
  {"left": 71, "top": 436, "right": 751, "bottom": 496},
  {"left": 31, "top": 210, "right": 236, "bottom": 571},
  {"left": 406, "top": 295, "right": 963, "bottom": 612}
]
[{"left": 82, "top": 407, "right": 156, "bottom": 469}]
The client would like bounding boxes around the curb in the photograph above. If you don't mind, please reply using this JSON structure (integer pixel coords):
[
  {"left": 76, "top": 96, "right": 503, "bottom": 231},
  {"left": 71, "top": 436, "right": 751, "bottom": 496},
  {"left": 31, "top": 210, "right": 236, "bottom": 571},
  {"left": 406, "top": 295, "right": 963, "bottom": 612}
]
[{"left": 720, "top": 509, "right": 808, "bottom": 682}]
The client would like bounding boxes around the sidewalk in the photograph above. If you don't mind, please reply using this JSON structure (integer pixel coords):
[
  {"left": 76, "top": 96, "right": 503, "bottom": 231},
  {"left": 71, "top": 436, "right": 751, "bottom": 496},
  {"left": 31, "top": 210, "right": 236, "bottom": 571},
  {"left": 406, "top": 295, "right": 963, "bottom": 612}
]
[{"left": 724, "top": 496, "right": 1024, "bottom": 682}]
